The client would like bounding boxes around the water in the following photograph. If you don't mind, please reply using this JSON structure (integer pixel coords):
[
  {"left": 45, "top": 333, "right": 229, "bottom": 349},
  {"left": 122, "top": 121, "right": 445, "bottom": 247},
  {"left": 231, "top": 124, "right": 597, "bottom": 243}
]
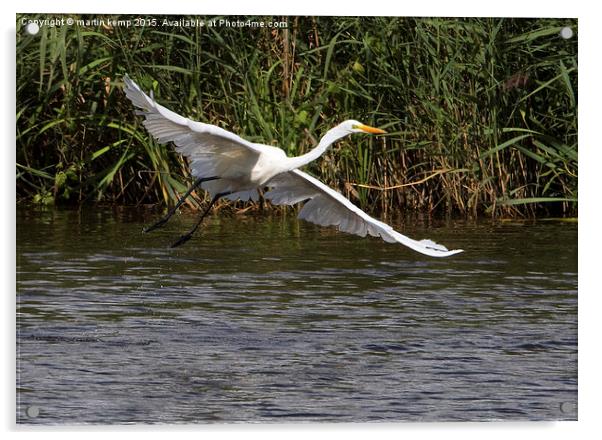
[{"left": 16, "top": 207, "right": 577, "bottom": 424}]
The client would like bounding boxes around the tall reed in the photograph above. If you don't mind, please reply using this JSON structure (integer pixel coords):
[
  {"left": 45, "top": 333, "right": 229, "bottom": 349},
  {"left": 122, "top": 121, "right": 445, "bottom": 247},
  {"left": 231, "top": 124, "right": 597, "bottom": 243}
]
[{"left": 16, "top": 15, "right": 578, "bottom": 217}]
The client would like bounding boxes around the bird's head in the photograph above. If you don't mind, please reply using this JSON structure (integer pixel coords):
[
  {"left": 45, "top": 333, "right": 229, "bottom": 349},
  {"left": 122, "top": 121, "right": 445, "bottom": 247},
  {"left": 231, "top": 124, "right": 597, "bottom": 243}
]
[{"left": 340, "top": 119, "right": 387, "bottom": 135}]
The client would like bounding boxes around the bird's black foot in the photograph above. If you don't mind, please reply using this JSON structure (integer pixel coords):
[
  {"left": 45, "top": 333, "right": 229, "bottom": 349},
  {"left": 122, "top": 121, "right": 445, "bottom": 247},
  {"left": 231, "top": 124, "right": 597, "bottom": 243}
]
[
  {"left": 170, "top": 233, "right": 193, "bottom": 248},
  {"left": 143, "top": 217, "right": 170, "bottom": 233}
]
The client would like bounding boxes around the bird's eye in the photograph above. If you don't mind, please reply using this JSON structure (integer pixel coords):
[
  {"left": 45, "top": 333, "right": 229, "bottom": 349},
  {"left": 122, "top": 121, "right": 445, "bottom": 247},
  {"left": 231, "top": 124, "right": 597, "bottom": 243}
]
[{"left": 351, "top": 124, "right": 359, "bottom": 130}]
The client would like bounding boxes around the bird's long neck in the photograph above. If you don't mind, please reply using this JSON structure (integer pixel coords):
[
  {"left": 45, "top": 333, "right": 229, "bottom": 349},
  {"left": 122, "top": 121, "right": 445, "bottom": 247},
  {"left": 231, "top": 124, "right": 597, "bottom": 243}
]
[{"left": 286, "top": 127, "right": 349, "bottom": 171}]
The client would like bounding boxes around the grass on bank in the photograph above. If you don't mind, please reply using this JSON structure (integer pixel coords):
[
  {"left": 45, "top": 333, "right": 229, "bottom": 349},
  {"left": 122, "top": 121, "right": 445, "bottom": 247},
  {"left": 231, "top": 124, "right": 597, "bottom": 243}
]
[{"left": 16, "top": 16, "right": 577, "bottom": 218}]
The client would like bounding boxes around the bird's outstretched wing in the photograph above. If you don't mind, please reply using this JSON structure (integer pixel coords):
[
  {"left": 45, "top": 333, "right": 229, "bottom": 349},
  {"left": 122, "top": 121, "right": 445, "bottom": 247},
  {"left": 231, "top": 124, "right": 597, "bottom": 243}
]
[
  {"left": 123, "top": 75, "right": 263, "bottom": 185},
  {"left": 265, "top": 170, "right": 463, "bottom": 257}
]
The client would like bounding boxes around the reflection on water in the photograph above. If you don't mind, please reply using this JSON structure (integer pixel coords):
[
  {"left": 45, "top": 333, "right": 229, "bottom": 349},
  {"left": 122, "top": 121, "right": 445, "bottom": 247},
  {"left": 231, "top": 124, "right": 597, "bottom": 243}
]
[{"left": 16, "top": 208, "right": 577, "bottom": 424}]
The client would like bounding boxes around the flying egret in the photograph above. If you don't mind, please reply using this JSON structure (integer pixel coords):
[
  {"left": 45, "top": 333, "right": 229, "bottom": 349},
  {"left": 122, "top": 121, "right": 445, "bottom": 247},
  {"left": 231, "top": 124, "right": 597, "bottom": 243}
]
[{"left": 123, "top": 75, "right": 463, "bottom": 257}]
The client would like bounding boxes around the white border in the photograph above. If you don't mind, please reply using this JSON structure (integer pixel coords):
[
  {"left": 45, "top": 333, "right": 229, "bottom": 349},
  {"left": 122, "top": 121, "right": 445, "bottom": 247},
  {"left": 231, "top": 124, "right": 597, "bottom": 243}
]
[
  {"left": 7, "top": 0, "right": 584, "bottom": 17},
  {"left": 4, "top": 1, "right": 598, "bottom": 438}
]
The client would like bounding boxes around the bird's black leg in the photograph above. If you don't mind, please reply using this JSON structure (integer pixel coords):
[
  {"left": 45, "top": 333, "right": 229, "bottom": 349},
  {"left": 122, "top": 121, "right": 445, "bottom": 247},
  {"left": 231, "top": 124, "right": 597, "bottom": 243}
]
[
  {"left": 170, "top": 191, "right": 233, "bottom": 248},
  {"left": 144, "top": 176, "right": 219, "bottom": 233}
]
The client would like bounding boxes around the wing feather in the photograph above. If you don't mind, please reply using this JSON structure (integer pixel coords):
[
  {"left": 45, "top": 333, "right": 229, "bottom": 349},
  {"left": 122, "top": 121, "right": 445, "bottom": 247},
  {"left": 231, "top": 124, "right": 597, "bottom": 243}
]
[
  {"left": 265, "top": 170, "right": 463, "bottom": 257},
  {"left": 123, "top": 75, "right": 262, "bottom": 182}
]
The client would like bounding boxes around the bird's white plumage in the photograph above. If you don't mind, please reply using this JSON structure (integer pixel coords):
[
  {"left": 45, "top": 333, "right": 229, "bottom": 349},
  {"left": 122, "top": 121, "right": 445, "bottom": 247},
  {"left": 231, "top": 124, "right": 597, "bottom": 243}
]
[
  {"left": 265, "top": 170, "right": 463, "bottom": 257},
  {"left": 124, "top": 75, "right": 463, "bottom": 257},
  {"left": 124, "top": 75, "right": 270, "bottom": 200}
]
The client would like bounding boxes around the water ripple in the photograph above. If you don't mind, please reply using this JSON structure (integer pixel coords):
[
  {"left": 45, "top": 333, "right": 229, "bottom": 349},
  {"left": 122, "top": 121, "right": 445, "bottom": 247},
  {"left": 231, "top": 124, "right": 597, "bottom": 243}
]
[{"left": 16, "top": 209, "right": 577, "bottom": 424}]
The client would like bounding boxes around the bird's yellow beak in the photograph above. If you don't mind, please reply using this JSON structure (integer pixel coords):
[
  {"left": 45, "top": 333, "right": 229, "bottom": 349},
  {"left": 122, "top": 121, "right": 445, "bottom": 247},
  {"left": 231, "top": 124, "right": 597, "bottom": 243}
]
[{"left": 357, "top": 124, "right": 387, "bottom": 134}]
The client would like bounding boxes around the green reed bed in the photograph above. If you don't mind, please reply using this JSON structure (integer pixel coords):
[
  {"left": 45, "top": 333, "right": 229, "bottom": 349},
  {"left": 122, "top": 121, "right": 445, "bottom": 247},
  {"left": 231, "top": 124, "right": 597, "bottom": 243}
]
[{"left": 16, "top": 15, "right": 577, "bottom": 217}]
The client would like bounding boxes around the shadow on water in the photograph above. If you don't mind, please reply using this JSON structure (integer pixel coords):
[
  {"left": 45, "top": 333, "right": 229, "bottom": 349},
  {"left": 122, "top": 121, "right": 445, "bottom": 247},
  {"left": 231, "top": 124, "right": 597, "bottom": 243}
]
[{"left": 16, "top": 207, "right": 577, "bottom": 424}]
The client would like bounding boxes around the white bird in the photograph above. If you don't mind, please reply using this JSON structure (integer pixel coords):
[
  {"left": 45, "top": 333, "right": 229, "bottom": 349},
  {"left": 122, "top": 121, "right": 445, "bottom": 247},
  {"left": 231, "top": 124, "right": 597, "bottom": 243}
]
[{"left": 123, "top": 75, "right": 463, "bottom": 257}]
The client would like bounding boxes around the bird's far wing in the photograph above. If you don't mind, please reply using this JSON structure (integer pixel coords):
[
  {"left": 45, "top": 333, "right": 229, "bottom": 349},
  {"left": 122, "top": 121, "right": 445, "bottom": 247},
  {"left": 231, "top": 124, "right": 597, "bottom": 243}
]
[
  {"left": 265, "top": 169, "right": 463, "bottom": 258},
  {"left": 123, "top": 75, "right": 263, "bottom": 179}
]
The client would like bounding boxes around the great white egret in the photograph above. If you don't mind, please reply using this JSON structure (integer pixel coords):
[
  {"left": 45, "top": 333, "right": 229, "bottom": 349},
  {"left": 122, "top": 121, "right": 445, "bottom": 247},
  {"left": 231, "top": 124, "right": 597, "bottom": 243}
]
[{"left": 123, "top": 75, "right": 463, "bottom": 257}]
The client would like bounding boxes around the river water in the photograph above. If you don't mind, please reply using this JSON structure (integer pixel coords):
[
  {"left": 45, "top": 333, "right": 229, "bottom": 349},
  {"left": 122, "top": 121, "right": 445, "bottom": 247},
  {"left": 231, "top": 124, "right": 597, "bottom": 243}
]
[{"left": 16, "top": 207, "right": 577, "bottom": 424}]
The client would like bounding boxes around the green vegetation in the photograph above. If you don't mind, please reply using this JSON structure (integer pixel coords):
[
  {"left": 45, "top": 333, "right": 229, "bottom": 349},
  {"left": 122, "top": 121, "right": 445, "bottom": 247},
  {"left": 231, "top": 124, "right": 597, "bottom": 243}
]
[{"left": 16, "top": 15, "right": 577, "bottom": 217}]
